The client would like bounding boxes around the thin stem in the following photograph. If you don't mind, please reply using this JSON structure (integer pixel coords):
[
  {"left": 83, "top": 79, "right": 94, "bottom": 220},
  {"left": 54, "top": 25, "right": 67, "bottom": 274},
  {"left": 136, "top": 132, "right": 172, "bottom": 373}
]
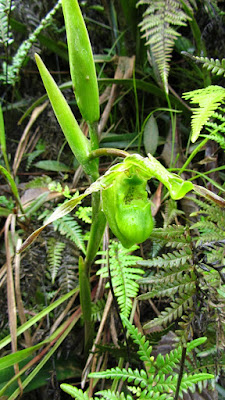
[
  {"left": 81, "top": 191, "right": 106, "bottom": 353},
  {"left": 179, "top": 137, "right": 208, "bottom": 175},
  {"left": 84, "top": 191, "right": 106, "bottom": 274},
  {"left": 174, "top": 346, "right": 187, "bottom": 400},
  {"left": 165, "top": 91, "right": 176, "bottom": 168},
  {"left": 79, "top": 256, "right": 94, "bottom": 355}
]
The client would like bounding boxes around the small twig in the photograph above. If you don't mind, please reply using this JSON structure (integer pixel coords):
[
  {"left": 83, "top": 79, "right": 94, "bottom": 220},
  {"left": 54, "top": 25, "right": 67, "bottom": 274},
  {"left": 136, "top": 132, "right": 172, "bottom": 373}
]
[{"left": 174, "top": 345, "right": 187, "bottom": 400}]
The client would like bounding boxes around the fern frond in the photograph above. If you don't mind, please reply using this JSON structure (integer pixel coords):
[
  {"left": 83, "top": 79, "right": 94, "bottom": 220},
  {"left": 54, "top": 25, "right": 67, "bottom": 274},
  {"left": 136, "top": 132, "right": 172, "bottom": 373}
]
[
  {"left": 163, "top": 199, "right": 184, "bottom": 228},
  {"left": 190, "top": 199, "right": 225, "bottom": 245},
  {"left": 143, "top": 291, "right": 195, "bottom": 329},
  {"left": 89, "top": 366, "right": 149, "bottom": 388},
  {"left": 179, "top": 372, "right": 214, "bottom": 393},
  {"left": 197, "top": 106, "right": 225, "bottom": 149},
  {"left": 194, "top": 231, "right": 224, "bottom": 247},
  {"left": 25, "top": 141, "right": 46, "bottom": 170},
  {"left": 154, "top": 348, "right": 181, "bottom": 375},
  {"left": 182, "top": 85, "right": 225, "bottom": 142},
  {"left": 201, "top": 131, "right": 225, "bottom": 150},
  {"left": 53, "top": 214, "right": 86, "bottom": 254},
  {"left": 209, "top": 107, "right": 225, "bottom": 123},
  {"left": 1, "top": 0, "right": 62, "bottom": 84},
  {"left": 88, "top": 317, "right": 213, "bottom": 399},
  {"left": 60, "top": 384, "right": 92, "bottom": 400},
  {"left": 96, "top": 390, "right": 132, "bottom": 400},
  {"left": 186, "top": 55, "right": 225, "bottom": 77},
  {"left": 190, "top": 196, "right": 222, "bottom": 214},
  {"left": 47, "top": 238, "right": 66, "bottom": 284},
  {"left": 91, "top": 298, "right": 106, "bottom": 322},
  {"left": 97, "top": 242, "right": 144, "bottom": 318},
  {"left": 58, "top": 258, "right": 78, "bottom": 294},
  {"left": 138, "top": 248, "right": 194, "bottom": 299},
  {"left": 154, "top": 337, "right": 207, "bottom": 378},
  {"left": 121, "top": 315, "right": 154, "bottom": 373},
  {"left": 0, "top": 0, "right": 15, "bottom": 47},
  {"left": 151, "top": 225, "right": 191, "bottom": 248},
  {"left": 89, "top": 352, "right": 212, "bottom": 399},
  {"left": 139, "top": 392, "right": 172, "bottom": 400},
  {"left": 139, "top": 248, "right": 192, "bottom": 269},
  {"left": 191, "top": 220, "right": 224, "bottom": 234},
  {"left": 76, "top": 206, "right": 92, "bottom": 224},
  {"left": 139, "top": 278, "right": 196, "bottom": 299},
  {"left": 26, "top": 149, "right": 46, "bottom": 171},
  {"left": 137, "top": 0, "right": 192, "bottom": 92}
]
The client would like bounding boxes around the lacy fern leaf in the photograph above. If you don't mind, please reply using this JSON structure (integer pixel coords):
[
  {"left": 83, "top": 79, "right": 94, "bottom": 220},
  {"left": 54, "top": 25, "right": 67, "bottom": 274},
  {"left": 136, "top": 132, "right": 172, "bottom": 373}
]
[
  {"left": 61, "top": 317, "right": 213, "bottom": 399},
  {"left": 202, "top": 107, "right": 225, "bottom": 150},
  {"left": 47, "top": 238, "right": 66, "bottom": 284},
  {"left": 1, "top": 0, "right": 62, "bottom": 84},
  {"left": 91, "top": 298, "right": 106, "bottom": 322},
  {"left": 76, "top": 206, "right": 92, "bottom": 224},
  {"left": 139, "top": 275, "right": 196, "bottom": 299},
  {"left": 137, "top": 0, "right": 192, "bottom": 92},
  {"left": 183, "top": 85, "right": 225, "bottom": 142},
  {"left": 91, "top": 366, "right": 149, "bottom": 387},
  {"left": 0, "top": 0, "right": 15, "bottom": 47},
  {"left": 203, "top": 130, "right": 225, "bottom": 151},
  {"left": 138, "top": 246, "right": 195, "bottom": 299},
  {"left": 139, "top": 248, "right": 192, "bottom": 269},
  {"left": 185, "top": 55, "right": 225, "bottom": 77},
  {"left": 121, "top": 315, "right": 154, "bottom": 373},
  {"left": 58, "top": 259, "right": 78, "bottom": 293},
  {"left": 56, "top": 245, "right": 79, "bottom": 294},
  {"left": 150, "top": 225, "right": 191, "bottom": 248},
  {"left": 97, "top": 241, "right": 144, "bottom": 318},
  {"left": 88, "top": 317, "right": 213, "bottom": 399},
  {"left": 96, "top": 390, "right": 132, "bottom": 400},
  {"left": 53, "top": 214, "right": 86, "bottom": 254},
  {"left": 60, "top": 384, "right": 91, "bottom": 400},
  {"left": 143, "top": 291, "right": 195, "bottom": 329}
]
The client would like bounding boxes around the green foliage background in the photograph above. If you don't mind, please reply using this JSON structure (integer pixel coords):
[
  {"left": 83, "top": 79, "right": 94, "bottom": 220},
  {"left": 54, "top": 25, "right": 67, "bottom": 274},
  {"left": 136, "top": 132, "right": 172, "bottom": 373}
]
[{"left": 1, "top": 0, "right": 225, "bottom": 399}]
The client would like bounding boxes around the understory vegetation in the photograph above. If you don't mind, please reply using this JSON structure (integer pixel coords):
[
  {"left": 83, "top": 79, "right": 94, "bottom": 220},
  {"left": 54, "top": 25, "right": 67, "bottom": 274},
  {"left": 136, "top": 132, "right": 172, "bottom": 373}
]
[{"left": 0, "top": 0, "right": 225, "bottom": 399}]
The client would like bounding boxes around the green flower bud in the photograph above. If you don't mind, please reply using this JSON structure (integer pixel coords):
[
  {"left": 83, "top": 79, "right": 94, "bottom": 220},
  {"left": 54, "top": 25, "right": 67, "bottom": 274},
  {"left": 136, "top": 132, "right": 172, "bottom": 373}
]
[{"left": 102, "top": 170, "right": 153, "bottom": 248}]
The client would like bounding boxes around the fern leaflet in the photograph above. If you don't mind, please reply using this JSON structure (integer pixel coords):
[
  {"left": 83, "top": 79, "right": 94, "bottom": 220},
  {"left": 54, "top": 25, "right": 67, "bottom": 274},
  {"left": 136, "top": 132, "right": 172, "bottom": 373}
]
[
  {"left": 96, "top": 390, "right": 132, "bottom": 400},
  {"left": 121, "top": 315, "right": 154, "bottom": 373},
  {"left": 88, "top": 317, "right": 213, "bottom": 399},
  {"left": 1, "top": 0, "right": 62, "bottom": 84},
  {"left": 53, "top": 214, "right": 86, "bottom": 254},
  {"left": 61, "top": 316, "right": 213, "bottom": 399},
  {"left": 58, "top": 259, "right": 78, "bottom": 294},
  {"left": 76, "top": 206, "right": 92, "bottom": 224},
  {"left": 0, "top": 0, "right": 15, "bottom": 47},
  {"left": 137, "top": 0, "right": 192, "bottom": 92},
  {"left": 60, "top": 384, "right": 91, "bottom": 400},
  {"left": 185, "top": 54, "right": 225, "bottom": 77},
  {"left": 91, "top": 298, "right": 106, "bottom": 322},
  {"left": 139, "top": 248, "right": 192, "bottom": 269},
  {"left": 182, "top": 85, "right": 225, "bottom": 142},
  {"left": 150, "top": 225, "right": 191, "bottom": 248},
  {"left": 143, "top": 291, "right": 195, "bottom": 329},
  {"left": 97, "top": 241, "right": 144, "bottom": 318},
  {"left": 47, "top": 238, "right": 65, "bottom": 284}
]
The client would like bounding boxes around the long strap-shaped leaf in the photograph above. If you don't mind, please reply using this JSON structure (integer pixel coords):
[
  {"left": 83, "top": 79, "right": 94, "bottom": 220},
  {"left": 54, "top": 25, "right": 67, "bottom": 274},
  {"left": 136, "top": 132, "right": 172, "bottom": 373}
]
[
  {"left": 62, "top": 0, "right": 99, "bottom": 124},
  {"left": 35, "top": 54, "right": 98, "bottom": 178}
]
